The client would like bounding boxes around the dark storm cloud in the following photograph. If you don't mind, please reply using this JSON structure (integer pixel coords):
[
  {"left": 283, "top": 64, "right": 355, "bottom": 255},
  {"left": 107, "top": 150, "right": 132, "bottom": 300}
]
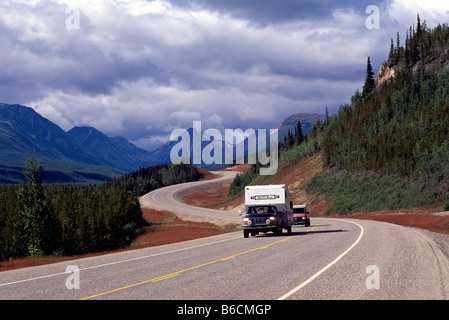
[{"left": 166, "top": 0, "right": 381, "bottom": 24}]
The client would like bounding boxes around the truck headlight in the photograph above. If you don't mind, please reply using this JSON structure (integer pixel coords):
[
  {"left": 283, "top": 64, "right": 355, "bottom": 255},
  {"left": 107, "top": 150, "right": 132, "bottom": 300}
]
[
  {"left": 243, "top": 218, "right": 251, "bottom": 225},
  {"left": 266, "top": 216, "right": 276, "bottom": 224}
]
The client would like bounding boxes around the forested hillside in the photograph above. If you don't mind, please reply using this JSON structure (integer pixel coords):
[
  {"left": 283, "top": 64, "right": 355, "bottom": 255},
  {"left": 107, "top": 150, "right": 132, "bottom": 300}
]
[
  {"left": 310, "top": 16, "right": 449, "bottom": 214},
  {"left": 323, "top": 16, "right": 449, "bottom": 177}
]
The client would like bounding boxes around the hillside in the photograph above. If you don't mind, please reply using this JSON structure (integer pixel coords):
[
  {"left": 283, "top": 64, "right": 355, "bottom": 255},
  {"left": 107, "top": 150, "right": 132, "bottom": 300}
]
[
  {"left": 323, "top": 18, "right": 449, "bottom": 176},
  {"left": 311, "top": 17, "right": 449, "bottom": 214}
]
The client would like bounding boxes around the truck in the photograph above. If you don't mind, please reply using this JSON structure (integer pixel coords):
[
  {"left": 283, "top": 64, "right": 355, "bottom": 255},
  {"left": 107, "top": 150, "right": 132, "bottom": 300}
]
[
  {"left": 241, "top": 185, "right": 294, "bottom": 238},
  {"left": 293, "top": 205, "right": 310, "bottom": 227}
]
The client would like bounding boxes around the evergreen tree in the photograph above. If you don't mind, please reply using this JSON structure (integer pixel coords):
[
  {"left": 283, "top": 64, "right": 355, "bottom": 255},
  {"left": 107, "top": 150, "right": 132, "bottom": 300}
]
[
  {"left": 295, "top": 120, "right": 304, "bottom": 145},
  {"left": 416, "top": 14, "right": 421, "bottom": 39},
  {"left": 362, "top": 56, "right": 375, "bottom": 97},
  {"left": 388, "top": 38, "right": 394, "bottom": 62},
  {"left": 17, "top": 152, "right": 48, "bottom": 256},
  {"left": 286, "top": 129, "right": 294, "bottom": 148}
]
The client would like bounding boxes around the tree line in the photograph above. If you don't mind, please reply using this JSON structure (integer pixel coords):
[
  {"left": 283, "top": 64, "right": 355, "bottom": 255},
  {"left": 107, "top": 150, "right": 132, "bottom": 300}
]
[
  {"left": 0, "top": 155, "right": 204, "bottom": 262},
  {"left": 102, "top": 162, "right": 203, "bottom": 197}
]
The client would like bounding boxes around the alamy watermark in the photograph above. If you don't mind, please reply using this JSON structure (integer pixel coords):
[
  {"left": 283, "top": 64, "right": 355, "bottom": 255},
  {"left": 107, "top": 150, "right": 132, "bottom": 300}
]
[
  {"left": 365, "top": 265, "right": 380, "bottom": 289},
  {"left": 66, "top": 6, "right": 80, "bottom": 30},
  {"left": 65, "top": 265, "right": 80, "bottom": 290},
  {"left": 366, "top": 5, "right": 380, "bottom": 30},
  {"left": 169, "top": 121, "right": 279, "bottom": 175}
]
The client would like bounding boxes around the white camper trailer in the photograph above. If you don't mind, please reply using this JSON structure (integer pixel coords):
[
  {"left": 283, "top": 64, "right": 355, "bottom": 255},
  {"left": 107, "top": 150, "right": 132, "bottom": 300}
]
[{"left": 242, "top": 185, "right": 293, "bottom": 238}]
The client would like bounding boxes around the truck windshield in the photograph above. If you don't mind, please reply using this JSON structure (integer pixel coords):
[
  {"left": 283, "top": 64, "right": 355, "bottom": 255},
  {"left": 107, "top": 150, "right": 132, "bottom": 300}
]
[
  {"left": 293, "top": 208, "right": 305, "bottom": 213},
  {"left": 247, "top": 206, "right": 277, "bottom": 215}
]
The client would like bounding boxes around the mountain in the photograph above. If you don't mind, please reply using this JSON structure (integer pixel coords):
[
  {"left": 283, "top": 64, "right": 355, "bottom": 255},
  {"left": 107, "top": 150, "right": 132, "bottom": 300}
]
[
  {"left": 147, "top": 127, "right": 233, "bottom": 170},
  {"left": 146, "top": 113, "right": 325, "bottom": 169},
  {"left": 0, "top": 103, "right": 110, "bottom": 166},
  {"left": 275, "top": 113, "right": 326, "bottom": 142},
  {"left": 67, "top": 126, "right": 151, "bottom": 171}
]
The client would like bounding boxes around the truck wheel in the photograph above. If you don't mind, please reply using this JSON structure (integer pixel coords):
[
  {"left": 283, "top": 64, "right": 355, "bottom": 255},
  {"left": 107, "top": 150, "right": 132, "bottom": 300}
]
[{"left": 243, "top": 230, "right": 249, "bottom": 238}]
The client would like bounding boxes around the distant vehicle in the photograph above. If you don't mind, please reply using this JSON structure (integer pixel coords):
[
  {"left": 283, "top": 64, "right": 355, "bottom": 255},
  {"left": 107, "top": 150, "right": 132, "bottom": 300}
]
[
  {"left": 241, "top": 185, "right": 293, "bottom": 238},
  {"left": 293, "top": 205, "right": 310, "bottom": 227}
]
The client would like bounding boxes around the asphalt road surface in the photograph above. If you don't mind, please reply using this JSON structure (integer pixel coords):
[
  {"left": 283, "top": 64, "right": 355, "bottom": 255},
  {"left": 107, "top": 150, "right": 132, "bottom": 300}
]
[{"left": 1, "top": 172, "right": 449, "bottom": 300}]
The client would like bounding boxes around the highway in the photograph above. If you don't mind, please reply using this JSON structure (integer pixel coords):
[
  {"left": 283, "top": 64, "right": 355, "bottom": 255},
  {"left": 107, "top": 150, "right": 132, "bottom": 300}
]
[{"left": 1, "top": 171, "right": 449, "bottom": 300}]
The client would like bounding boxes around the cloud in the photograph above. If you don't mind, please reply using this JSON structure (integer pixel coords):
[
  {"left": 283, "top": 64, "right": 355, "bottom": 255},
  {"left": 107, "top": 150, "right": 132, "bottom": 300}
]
[
  {"left": 165, "top": 0, "right": 379, "bottom": 26},
  {"left": 388, "top": 0, "right": 449, "bottom": 29},
  {"left": 2, "top": 0, "right": 445, "bottom": 151}
]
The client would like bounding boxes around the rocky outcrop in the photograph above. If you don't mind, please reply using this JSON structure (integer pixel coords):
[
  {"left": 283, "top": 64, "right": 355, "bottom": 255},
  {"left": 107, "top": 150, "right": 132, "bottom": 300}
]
[{"left": 375, "top": 64, "right": 395, "bottom": 87}]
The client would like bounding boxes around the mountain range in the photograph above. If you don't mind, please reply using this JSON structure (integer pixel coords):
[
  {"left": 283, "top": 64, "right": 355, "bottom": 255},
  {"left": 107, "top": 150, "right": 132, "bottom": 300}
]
[{"left": 0, "top": 102, "right": 324, "bottom": 183}]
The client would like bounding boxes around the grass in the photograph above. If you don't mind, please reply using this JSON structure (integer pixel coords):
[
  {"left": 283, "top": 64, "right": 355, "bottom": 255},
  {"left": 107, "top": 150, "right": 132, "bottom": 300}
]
[{"left": 306, "top": 170, "right": 443, "bottom": 215}]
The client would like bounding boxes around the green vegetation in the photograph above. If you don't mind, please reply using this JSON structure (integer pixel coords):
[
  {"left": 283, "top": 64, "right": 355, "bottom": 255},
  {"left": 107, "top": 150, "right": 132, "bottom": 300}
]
[
  {"left": 228, "top": 164, "right": 260, "bottom": 197},
  {"left": 323, "top": 17, "right": 449, "bottom": 176},
  {"left": 103, "top": 163, "right": 203, "bottom": 197},
  {"left": 314, "top": 16, "right": 449, "bottom": 214},
  {"left": 306, "top": 171, "right": 437, "bottom": 215},
  {"left": 0, "top": 155, "right": 204, "bottom": 262}
]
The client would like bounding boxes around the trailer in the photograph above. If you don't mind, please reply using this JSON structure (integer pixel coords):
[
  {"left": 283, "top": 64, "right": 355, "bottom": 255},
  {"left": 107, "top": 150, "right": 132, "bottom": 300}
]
[{"left": 242, "top": 185, "right": 293, "bottom": 238}]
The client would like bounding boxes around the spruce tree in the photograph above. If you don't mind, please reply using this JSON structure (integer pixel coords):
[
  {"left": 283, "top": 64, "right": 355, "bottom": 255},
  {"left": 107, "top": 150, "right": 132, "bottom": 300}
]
[
  {"left": 295, "top": 120, "right": 304, "bottom": 145},
  {"left": 388, "top": 38, "right": 394, "bottom": 62},
  {"left": 362, "top": 56, "right": 375, "bottom": 97}
]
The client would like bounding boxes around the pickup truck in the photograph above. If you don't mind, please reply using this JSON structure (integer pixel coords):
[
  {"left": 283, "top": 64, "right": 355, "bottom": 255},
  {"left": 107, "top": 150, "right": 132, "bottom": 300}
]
[{"left": 293, "top": 204, "right": 310, "bottom": 227}]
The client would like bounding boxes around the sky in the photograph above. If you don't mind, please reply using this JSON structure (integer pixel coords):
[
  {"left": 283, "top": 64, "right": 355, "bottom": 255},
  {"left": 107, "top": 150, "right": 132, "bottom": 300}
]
[{"left": 1, "top": 0, "right": 449, "bottom": 151}]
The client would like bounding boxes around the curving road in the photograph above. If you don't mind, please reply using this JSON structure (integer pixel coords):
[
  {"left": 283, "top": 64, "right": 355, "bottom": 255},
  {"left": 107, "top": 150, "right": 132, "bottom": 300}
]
[
  {"left": 139, "top": 170, "right": 242, "bottom": 226},
  {"left": 1, "top": 172, "right": 449, "bottom": 300}
]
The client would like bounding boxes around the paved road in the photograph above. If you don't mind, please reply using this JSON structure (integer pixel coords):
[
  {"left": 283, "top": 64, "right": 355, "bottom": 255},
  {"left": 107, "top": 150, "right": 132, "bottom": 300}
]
[
  {"left": 1, "top": 172, "right": 449, "bottom": 300},
  {"left": 140, "top": 170, "right": 242, "bottom": 226}
]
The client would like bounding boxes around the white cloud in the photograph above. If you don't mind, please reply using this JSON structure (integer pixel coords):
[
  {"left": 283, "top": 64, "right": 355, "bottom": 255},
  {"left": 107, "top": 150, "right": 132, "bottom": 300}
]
[{"left": 388, "top": 0, "right": 449, "bottom": 29}]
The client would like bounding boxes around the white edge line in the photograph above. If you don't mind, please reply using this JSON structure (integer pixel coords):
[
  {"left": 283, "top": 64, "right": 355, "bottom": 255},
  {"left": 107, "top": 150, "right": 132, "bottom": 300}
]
[
  {"left": 277, "top": 219, "right": 365, "bottom": 300},
  {"left": 0, "top": 235, "right": 241, "bottom": 288}
]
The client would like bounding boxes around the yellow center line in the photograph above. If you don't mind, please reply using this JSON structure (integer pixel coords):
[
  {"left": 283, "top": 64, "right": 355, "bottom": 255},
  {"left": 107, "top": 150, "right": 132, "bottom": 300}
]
[{"left": 81, "top": 223, "right": 319, "bottom": 300}]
